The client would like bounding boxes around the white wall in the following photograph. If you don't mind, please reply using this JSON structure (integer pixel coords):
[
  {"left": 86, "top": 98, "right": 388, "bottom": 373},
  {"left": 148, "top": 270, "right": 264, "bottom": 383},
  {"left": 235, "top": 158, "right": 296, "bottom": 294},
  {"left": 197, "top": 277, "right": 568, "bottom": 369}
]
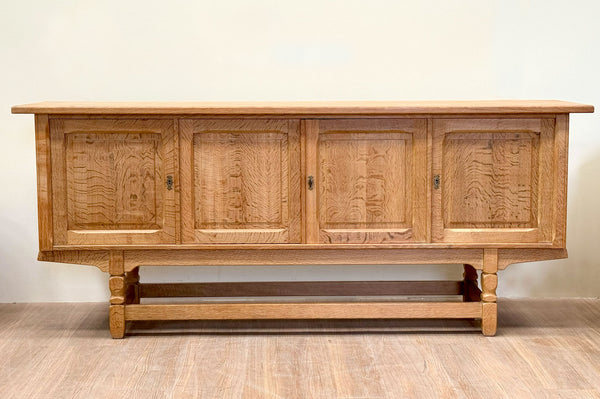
[{"left": 1, "top": 0, "right": 599, "bottom": 302}]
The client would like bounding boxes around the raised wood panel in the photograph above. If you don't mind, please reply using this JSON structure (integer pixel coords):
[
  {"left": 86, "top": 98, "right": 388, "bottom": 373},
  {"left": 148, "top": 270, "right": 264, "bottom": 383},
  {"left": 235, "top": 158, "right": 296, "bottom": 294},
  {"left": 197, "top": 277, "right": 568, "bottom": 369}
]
[
  {"left": 307, "top": 119, "right": 427, "bottom": 244},
  {"left": 443, "top": 132, "right": 539, "bottom": 228},
  {"left": 432, "top": 118, "right": 555, "bottom": 244},
  {"left": 50, "top": 118, "right": 176, "bottom": 245},
  {"left": 66, "top": 133, "right": 163, "bottom": 230},
  {"left": 319, "top": 133, "right": 410, "bottom": 228},
  {"left": 180, "top": 119, "right": 301, "bottom": 243},
  {"left": 193, "top": 132, "right": 285, "bottom": 229}
]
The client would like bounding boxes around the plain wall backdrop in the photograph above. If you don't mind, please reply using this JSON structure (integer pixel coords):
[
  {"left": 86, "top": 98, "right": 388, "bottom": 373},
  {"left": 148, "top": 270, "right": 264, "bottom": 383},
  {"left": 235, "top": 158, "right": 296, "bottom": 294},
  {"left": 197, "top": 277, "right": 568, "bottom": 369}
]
[{"left": 1, "top": 0, "right": 599, "bottom": 302}]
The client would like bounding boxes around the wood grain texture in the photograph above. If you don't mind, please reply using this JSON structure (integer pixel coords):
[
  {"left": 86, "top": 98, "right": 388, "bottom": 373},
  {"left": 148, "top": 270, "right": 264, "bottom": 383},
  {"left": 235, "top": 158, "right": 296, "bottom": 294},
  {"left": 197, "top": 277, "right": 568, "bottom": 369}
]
[
  {"left": 36, "top": 113, "right": 564, "bottom": 249},
  {"left": 108, "top": 250, "right": 126, "bottom": 338},
  {"left": 311, "top": 119, "right": 427, "bottom": 243},
  {"left": 37, "top": 250, "right": 109, "bottom": 272},
  {"left": 108, "top": 250, "right": 124, "bottom": 275},
  {"left": 300, "top": 120, "right": 308, "bottom": 243},
  {"left": 35, "top": 247, "right": 567, "bottom": 271},
  {"left": 426, "top": 118, "right": 433, "bottom": 243},
  {"left": 109, "top": 305, "right": 125, "bottom": 339},
  {"left": 432, "top": 118, "right": 555, "bottom": 244},
  {"left": 139, "top": 281, "right": 464, "bottom": 298},
  {"left": 172, "top": 118, "right": 181, "bottom": 244},
  {"left": 482, "top": 248, "right": 499, "bottom": 274},
  {"left": 443, "top": 132, "right": 539, "bottom": 227},
  {"left": 481, "top": 249, "right": 498, "bottom": 336},
  {"left": 122, "top": 248, "right": 484, "bottom": 271},
  {"left": 553, "top": 114, "right": 569, "bottom": 247},
  {"left": 304, "top": 120, "right": 320, "bottom": 243},
  {"left": 11, "top": 100, "right": 595, "bottom": 114},
  {"left": 50, "top": 118, "right": 176, "bottom": 245},
  {"left": 109, "top": 276, "right": 126, "bottom": 305},
  {"left": 50, "top": 242, "right": 567, "bottom": 250},
  {"left": 3, "top": 300, "right": 600, "bottom": 397},
  {"left": 481, "top": 274, "right": 498, "bottom": 303},
  {"left": 482, "top": 302, "right": 498, "bottom": 336},
  {"left": 34, "top": 115, "right": 53, "bottom": 251},
  {"left": 125, "top": 302, "right": 483, "bottom": 321},
  {"left": 18, "top": 103, "right": 592, "bottom": 336},
  {"left": 66, "top": 132, "right": 162, "bottom": 229},
  {"left": 497, "top": 248, "right": 568, "bottom": 270},
  {"left": 180, "top": 119, "right": 301, "bottom": 243}
]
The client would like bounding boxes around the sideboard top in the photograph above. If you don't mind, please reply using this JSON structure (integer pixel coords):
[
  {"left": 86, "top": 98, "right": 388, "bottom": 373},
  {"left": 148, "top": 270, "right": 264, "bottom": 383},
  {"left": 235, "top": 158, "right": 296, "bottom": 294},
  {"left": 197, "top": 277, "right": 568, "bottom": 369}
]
[{"left": 11, "top": 100, "right": 593, "bottom": 115}]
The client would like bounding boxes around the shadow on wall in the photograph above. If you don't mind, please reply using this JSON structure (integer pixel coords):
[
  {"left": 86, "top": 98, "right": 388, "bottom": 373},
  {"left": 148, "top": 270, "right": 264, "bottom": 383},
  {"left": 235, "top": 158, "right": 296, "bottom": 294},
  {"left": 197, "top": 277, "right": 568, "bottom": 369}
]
[{"left": 502, "top": 153, "right": 600, "bottom": 298}]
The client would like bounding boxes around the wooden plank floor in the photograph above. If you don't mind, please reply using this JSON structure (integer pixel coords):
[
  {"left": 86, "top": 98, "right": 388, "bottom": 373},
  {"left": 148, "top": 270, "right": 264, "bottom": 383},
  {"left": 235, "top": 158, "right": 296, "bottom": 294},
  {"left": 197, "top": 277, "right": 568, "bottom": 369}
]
[{"left": 0, "top": 299, "right": 599, "bottom": 398}]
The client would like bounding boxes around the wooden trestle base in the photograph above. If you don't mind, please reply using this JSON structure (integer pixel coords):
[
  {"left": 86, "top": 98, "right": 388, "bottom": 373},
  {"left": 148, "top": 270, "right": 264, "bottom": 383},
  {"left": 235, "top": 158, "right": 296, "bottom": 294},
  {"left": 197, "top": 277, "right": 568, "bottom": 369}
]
[
  {"left": 115, "top": 275, "right": 490, "bottom": 338},
  {"left": 91, "top": 247, "right": 567, "bottom": 338}
]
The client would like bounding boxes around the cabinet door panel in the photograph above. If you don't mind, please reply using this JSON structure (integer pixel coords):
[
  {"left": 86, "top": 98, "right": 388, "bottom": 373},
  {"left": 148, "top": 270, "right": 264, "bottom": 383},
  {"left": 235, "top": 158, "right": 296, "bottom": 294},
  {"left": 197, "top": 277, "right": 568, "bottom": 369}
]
[
  {"left": 307, "top": 119, "right": 427, "bottom": 244},
  {"left": 50, "top": 118, "right": 176, "bottom": 245},
  {"left": 180, "top": 119, "right": 301, "bottom": 243},
  {"left": 432, "top": 118, "right": 554, "bottom": 243}
]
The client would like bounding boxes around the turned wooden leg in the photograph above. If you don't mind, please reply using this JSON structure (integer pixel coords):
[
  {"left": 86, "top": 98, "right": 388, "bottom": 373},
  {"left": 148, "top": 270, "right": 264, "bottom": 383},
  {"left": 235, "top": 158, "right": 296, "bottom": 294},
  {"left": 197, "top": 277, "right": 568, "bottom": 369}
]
[
  {"left": 481, "top": 249, "right": 498, "bottom": 336},
  {"left": 462, "top": 264, "right": 480, "bottom": 302},
  {"left": 109, "top": 251, "right": 126, "bottom": 339},
  {"left": 126, "top": 267, "right": 140, "bottom": 305}
]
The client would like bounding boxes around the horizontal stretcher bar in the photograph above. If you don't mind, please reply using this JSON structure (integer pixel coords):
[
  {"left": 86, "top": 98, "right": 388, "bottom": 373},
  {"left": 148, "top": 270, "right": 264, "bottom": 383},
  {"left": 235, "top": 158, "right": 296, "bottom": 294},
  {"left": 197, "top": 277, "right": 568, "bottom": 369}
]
[{"left": 124, "top": 302, "right": 483, "bottom": 321}]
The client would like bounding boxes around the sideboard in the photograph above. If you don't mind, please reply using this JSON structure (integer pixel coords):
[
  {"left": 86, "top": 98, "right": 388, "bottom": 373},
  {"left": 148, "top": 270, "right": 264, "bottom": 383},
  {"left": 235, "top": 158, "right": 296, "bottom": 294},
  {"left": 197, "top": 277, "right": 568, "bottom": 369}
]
[{"left": 12, "top": 100, "right": 594, "bottom": 337}]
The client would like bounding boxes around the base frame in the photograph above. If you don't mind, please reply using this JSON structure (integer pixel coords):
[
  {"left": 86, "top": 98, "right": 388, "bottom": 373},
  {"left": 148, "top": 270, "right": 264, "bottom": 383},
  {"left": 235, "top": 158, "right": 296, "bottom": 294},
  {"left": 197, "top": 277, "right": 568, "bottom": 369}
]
[{"left": 38, "top": 247, "right": 568, "bottom": 338}]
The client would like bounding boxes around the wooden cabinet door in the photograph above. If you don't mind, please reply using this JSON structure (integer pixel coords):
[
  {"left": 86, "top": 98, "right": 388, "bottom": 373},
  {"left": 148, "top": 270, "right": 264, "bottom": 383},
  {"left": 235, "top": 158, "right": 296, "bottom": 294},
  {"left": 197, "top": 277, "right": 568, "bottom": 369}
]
[
  {"left": 432, "top": 118, "right": 555, "bottom": 244},
  {"left": 306, "top": 119, "right": 428, "bottom": 244},
  {"left": 180, "top": 119, "right": 301, "bottom": 243},
  {"left": 50, "top": 118, "right": 176, "bottom": 246}
]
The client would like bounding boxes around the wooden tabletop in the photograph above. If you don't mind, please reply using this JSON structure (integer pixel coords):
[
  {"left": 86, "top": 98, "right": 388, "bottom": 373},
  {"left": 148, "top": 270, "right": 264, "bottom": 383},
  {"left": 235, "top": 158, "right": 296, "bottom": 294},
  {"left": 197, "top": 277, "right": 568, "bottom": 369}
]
[{"left": 11, "top": 100, "right": 594, "bottom": 115}]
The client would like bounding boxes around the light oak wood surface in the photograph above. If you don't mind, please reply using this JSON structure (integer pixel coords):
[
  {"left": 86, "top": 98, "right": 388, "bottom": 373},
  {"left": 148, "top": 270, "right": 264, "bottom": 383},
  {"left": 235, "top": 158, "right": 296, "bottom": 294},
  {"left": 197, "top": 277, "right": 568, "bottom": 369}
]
[
  {"left": 180, "top": 119, "right": 301, "bottom": 243},
  {"left": 34, "top": 247, "right": 567, "bottom": 273},
  {"left": 50, "top": 118, "right": 177, "bottom": 246},
  {"left": 14, "top": 100, "right": 593, "bottom": 337},
  {"left": 125, "top": 302, "right": 483, "bottom": 321},
  {"left": 34, "top": 115, "right": 53, "bottom": 251},
  {"left": 432, "top": 118, "right": 556, "bottom": 244},
  {"left": 1, "top": 300, "right": 599, "bottom": 398},
  {"left": 309, "top": 119, "right": 427, "bottom": 244},
  {"left": 11, "top": 100, "right": 594, "bottom": 114},
  {"left": 120, "top": 248, "right": 486, "bottom": 270}
]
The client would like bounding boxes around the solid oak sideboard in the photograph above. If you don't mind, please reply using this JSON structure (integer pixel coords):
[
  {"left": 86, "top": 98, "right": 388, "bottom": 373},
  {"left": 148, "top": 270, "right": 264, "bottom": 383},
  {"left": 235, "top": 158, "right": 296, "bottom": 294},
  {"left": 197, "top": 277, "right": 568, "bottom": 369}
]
[{"left": 12, "top": 100, "right": 594, "bottom": 337}]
